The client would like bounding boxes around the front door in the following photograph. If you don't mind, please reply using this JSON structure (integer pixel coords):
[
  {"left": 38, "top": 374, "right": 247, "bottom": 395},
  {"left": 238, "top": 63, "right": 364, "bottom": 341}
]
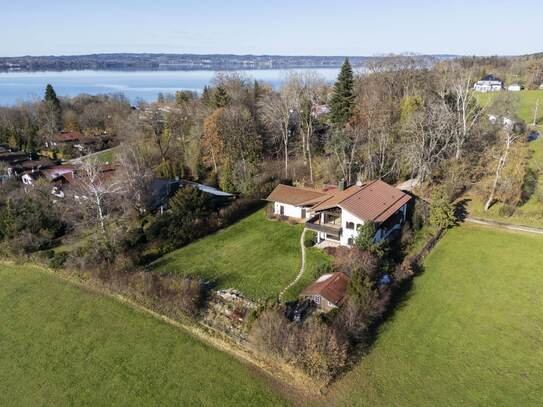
[
  {"left": 280, "top": 205, "right": 284, "bottom": 215},
  {"left": 301, "top": 209, "right": 306, "bottom": 219}
]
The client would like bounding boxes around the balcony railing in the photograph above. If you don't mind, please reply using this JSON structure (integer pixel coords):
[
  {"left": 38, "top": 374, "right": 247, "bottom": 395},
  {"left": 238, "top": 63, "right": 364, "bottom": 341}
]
[{"left": 305, "top": 215, "right": 342, "bottom": 237}]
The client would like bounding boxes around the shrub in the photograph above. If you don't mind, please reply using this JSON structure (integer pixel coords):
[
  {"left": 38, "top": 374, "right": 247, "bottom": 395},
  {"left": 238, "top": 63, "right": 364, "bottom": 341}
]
[
  {"left": 304, "top": 230, "right": 316, "bottom": 247},
  {"left": 498, "top": 204, "right": 516, "bottom": 217},
  {"left": 48, "top": 251, "right": 68, "bottom": 269},
  {"left": 429, "top": 189, "right": 455, "bottom": 229}
]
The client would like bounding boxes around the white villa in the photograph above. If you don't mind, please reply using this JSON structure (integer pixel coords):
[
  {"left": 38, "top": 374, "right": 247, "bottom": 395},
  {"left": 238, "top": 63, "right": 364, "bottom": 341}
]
[
  {"left": 266, "top": 180, "right": 411, "bottom": 247},
  {"left": 473, "top": 74, "right": 504, "bottom": 92}
]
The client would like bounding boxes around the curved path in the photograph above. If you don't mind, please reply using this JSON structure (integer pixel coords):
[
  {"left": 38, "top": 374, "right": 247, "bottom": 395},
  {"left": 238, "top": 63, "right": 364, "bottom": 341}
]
[{"left": 278, "top": 228, "right": 307, "bottom": 302}]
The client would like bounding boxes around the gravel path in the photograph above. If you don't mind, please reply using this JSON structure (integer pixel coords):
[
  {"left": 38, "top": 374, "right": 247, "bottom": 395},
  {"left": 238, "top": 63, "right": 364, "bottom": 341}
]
[
  {"left": 279, "top": 228, "right": 307, "bottom": 302},
  {"left": 465, "top": 216, "right": 543, "bottom": 235}
]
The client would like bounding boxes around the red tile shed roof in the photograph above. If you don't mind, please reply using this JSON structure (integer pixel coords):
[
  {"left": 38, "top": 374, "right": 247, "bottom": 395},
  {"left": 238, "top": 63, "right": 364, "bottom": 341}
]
[
  {"left": 300, "top": 272, "right": 350, "bottom": 306},
  {"left": 52, "top": 131, "right": 82, "bottom": 142}
]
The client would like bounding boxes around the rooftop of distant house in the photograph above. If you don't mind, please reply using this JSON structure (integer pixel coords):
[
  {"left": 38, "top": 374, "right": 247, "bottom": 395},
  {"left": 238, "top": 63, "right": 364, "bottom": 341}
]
[{"left": 51, "top": 131, "right": 82, "bottom": 143}]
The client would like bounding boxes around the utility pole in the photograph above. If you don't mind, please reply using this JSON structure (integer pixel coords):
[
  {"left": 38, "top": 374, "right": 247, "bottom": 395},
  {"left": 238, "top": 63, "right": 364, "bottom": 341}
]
[{"left": 533, "top": 98, "right": 540, "bottom": 126}]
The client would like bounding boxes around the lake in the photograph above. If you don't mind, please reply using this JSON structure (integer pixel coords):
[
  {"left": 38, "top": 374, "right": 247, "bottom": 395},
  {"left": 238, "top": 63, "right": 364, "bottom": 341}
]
[{"left": 0, "top": 68, "right": 341, "bottom": 106}]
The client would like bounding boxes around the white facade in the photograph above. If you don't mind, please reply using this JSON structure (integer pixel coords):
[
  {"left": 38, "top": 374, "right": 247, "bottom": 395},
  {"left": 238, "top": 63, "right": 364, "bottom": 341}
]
[
  {"left": 273, "top": 201, "right": 310, "bottom": 220},
  {"left": 315, "top": 204, "right": 408, "bottom": 247},
  {"left": 508, "top": 84, "right": 522, "bottom": 92},
  {"left": 474, "top": 80, "right": 503, "bottom": 92}
]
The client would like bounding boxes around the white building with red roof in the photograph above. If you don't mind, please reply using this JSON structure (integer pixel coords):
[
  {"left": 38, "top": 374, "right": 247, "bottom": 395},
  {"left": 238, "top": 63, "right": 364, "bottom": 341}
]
[{"left": 266, "top": 180, "right": 411, "bottom": 246}]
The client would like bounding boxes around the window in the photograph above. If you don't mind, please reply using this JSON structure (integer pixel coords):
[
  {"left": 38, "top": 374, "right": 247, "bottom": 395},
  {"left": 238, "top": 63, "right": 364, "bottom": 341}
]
[
  {"left": 313, "top": 295, "right": 321, "bottom": 305},
  {"left": 301, "top": 208, "right": 306, "bottom": 218},
  {"left": 347, "top": 238, "right": 354, "bottom": 246},
  {"left": 346, "top": 221, "right": 355, "bottom": 230},
  {"left": 279, "top": 205, "right": 284, "bottom": 215}
]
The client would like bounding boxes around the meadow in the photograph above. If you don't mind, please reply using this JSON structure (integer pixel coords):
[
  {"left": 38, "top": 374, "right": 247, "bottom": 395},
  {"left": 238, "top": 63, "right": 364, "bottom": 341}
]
[
  {"left": 0, "top": 264, "right": 288, "bottom": 406},
  {"left": 323, "top": 225, "right": 543, "bottom": 406}
]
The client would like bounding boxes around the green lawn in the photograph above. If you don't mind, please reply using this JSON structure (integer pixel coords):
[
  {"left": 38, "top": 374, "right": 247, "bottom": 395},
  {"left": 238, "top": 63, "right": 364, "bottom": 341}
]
[
  {"left": 152, "top": 210, "right": 330, "bottom": 300},
  {"left": 476, "top": 89, "right": 543, "bottom": 127},
  {"left": 0, "top": 264, "right": 288, "bottom": 406},
  {"left": 325, "top": 225, "right": 543, "bottom": 406}
]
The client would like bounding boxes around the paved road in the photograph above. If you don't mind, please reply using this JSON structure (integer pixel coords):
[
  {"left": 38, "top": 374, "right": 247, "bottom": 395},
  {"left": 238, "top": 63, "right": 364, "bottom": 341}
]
[{"left": 465, "top": 216, "right": 543, "bottom": 236}]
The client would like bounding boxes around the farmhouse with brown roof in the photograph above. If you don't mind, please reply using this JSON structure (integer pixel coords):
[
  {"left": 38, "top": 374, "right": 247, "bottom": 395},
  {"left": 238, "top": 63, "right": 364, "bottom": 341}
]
[{"left": 266, "top": 180, "right": 411, "bottom": 246}]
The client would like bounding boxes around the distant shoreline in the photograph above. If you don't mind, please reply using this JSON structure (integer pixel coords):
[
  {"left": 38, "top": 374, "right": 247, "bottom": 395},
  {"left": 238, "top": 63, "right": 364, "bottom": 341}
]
[{"left": 0, "top": 53, "right": 456, "bottom": 73}]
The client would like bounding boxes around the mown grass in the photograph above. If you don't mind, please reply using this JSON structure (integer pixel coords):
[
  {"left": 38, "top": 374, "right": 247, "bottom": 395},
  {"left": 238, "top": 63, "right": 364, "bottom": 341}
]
[
  {"left": 152, "top": 210, "right": 330, "bottom": 301},
  {"left": 0, "top": 264, "right": 288, "bottom": 406},
  {"left": 324, "top": 225, "right": 543, "bottom": 406}
]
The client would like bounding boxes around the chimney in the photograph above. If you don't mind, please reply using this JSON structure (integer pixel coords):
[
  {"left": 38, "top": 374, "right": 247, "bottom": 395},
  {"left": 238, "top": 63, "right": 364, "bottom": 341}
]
[{"left": 338, "top": 179, "right": 345, "bottom": 191}]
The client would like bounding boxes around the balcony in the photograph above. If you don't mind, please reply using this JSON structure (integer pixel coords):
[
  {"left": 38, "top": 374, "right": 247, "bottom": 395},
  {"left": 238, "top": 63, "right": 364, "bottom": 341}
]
[{"left": 305, "top": 214, "right": 342, "bottom": 238}]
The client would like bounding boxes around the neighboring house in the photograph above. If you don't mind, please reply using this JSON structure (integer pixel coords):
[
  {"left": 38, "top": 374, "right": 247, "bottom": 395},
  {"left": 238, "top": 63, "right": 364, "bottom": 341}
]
[
  {"left": 539, "top": 84, "right": 543, "bottom": 90},
  {"left": 507, "top": 84, "right": 522, "bottom": 92},
  {"left": 473, "top": 74, "right": 504, "bottom": 92},
  {"left": 265, "top": 184, "right": 330, "bottom": 221},
  {"left": 149, "top": 178, "right": 235, "bottom": 213},
  {"left": 267, "top": 180, "right": 411, "bottom": 246},
  {"left": 300, "top": 272, "right": 350, "bottom": 311},
  {"left": 45, "top": 131, "right": 82, "bottom": 149}
]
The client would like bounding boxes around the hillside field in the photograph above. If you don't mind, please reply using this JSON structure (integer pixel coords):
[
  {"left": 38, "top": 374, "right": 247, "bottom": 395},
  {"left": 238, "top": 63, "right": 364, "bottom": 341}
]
[
  {"left": 0, "top": 264, "right": 288, "bottom": 406},
  {"left": 324, "top": 225, "right": 543, "bottom": 406}
]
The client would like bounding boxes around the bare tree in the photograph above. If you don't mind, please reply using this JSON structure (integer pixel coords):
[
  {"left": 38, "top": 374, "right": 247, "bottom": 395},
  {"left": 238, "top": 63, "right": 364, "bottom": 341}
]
[
  {"left": 72, "top": 158, "right": 125, "bottom": 250},
  {"left": 484, "top": 128, "right": 521, "bottom": 211},
  {"left": 141, "top": 107, "right": 171, "bottom": 163},
  {"left": 404, "top": 101, "right": 455, "bottom": 182},
  {"left": 259, "top": 83, "right": 298, "bottom": 178},
  {"left": 439, "top": 65, "right": 487, "bottom": 159},
  {"left": 117, "top": 144, "right": 154, "bottom": 213}
]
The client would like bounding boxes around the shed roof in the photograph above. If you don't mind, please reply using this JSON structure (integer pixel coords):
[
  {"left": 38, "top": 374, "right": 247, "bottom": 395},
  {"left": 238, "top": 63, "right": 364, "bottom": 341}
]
[{"left": 300, "top": 272, "right": 350, "bottom": 306}]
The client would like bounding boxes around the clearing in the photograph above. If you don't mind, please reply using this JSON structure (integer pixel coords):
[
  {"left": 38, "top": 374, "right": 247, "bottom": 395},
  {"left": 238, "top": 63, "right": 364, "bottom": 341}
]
[
  {"left": 324, "top": 225, "right": 543, "bottom": 406},
  {"left": 467, "top": 90, "right": 543, "bottom": 226},
  {"left": 0, "top": 264, "right": 288, "bottom": 406},
  {"left": 152, "top": 209, "right": 330, "bottom": 300}
]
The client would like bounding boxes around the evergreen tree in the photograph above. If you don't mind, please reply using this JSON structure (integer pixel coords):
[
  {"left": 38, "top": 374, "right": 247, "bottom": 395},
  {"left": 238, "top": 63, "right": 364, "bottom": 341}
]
[
  {"left": 43, "top": 84, "right": 62, "bottom": 134},
  {"left": 213, "top": 85, "right": 231, "bottom": 108},
  {"left": 44, "top": 84, "right": 61, "bottom": 110},
  {"left": 329, "top": 58, "right": 355, "bottom": 127}
]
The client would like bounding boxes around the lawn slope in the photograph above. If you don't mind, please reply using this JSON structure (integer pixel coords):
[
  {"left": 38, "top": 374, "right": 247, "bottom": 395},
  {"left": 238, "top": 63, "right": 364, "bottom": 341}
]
[
  {"left": 325, "top": 225, "right": 543, "bottom": 406},
  {"left": 0, "top": 264, "right": 288, "bottom": 406},
  {"left": 152, "top": 210, "right": 330, "bottom": 300}
]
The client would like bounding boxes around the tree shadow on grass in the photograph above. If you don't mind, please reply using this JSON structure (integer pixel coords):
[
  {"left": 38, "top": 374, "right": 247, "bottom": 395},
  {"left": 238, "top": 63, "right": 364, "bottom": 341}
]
[{"left": 454, "top": 198, "right": 471, "bottom": 222}]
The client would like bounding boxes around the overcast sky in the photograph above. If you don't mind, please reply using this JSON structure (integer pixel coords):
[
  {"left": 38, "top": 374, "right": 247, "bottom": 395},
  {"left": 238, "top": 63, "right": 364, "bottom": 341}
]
[{"left": 1, "top": 0, "right": 540, "bottom": 57}]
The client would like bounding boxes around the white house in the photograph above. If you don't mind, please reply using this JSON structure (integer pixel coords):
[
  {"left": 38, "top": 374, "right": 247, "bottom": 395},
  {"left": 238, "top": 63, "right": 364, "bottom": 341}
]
[
  {"left": 266, "top": 180, "right": 411, "bottom": 246},
  {"left": 266, "top": 184, "right": 331, "bottom": 221},
  {"left": 508, "top": 84, "right": 522, "bottom": 92},
  {"left": 473, "top": 74, "right": 504, "bottom": 92}
]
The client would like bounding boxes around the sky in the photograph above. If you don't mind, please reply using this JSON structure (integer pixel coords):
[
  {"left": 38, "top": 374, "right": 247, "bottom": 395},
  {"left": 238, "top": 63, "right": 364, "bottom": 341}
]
[{"left": 1, "top": 0, "right": 540, "bottom": 57}]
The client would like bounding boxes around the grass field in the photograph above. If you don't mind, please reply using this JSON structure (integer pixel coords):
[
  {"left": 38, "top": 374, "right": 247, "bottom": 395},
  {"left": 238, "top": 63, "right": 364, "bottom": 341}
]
[
  {"left": 152, "top": 210, "right": 330, "bottom": 300},
  {"left": 0, "top": 264, "right": 288, "bottom": 406},
  {"left": 476, "top": 89, "right": 543, "bottom": 127},
  {"left": 467, "top": 90, "right": 543, "bottom": 226},
  {"left": 324, "top": 225, "right": 543, "bottom": 406}
]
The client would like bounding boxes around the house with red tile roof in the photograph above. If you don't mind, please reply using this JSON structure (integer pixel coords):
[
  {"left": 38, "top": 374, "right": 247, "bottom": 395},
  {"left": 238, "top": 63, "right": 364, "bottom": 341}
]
[{"left": 266, "top": 180, "right": 411, "bottom": 246}]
